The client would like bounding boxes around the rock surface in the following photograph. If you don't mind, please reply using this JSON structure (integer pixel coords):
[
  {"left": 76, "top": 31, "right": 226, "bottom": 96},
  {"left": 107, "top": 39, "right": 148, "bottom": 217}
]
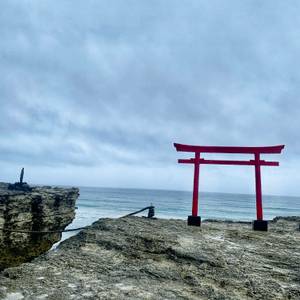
[
  {"left": 0, "top": 216, "right": 299, "bottom": 299},
  {"left": 0, "top": 182, "right": 79, "bottom": 271}
]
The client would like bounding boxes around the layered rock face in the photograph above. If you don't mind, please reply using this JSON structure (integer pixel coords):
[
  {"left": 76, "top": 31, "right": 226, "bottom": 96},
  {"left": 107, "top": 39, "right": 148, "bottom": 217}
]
[
  {"left": 0, "top": 216, "right": 299, "bottom": 299},
  {"left": 0, "top": 182, "right": 79, "bottom": 271}
]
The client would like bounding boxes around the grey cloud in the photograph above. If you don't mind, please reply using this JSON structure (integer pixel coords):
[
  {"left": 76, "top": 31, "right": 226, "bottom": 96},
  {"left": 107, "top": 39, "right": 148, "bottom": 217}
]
[{"left": 1, "top": 0, "right": 300, "bottom": 188}]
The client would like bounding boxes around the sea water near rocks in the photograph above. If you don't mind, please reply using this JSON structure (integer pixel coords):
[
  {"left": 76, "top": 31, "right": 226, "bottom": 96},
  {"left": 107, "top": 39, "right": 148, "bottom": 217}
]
[{"left": 47, "top": 186, "right": 299, "bottom": 248}]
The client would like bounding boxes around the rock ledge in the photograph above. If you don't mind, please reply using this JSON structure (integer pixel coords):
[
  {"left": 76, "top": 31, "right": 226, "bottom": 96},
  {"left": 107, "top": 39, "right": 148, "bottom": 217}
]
[
  {"left": 0, "top": 182, "right": 79, "bottom": 271},
  {"left": 0, "top": 216, "right": 299, "bottom": 299}
]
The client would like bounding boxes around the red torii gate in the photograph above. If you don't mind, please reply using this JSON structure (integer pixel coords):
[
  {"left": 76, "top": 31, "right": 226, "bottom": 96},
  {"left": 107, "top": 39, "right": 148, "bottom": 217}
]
[{"left": 174, "top": 143, "right": 285, "bottom": 230}]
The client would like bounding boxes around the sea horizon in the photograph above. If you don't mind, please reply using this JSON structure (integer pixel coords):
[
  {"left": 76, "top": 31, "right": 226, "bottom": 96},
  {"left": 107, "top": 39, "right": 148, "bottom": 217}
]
[
  {"left": 30, "top": 183, "right": 300, "bottom": 199},
  {"left": 45, "top": 185, "right": 299, "bottom": 249}
]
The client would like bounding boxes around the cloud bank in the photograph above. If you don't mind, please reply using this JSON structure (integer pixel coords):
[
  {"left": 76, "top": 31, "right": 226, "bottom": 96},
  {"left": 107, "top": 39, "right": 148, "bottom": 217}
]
[{"left": 1, "top": 0, "right": 300, "bottom": 195}]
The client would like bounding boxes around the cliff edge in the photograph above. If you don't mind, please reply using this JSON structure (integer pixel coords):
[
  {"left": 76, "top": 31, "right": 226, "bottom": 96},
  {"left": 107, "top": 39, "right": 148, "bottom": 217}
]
[
  {"left": 0, "top": 216, "right": 299, "bottom": 299},
  {"left": 0, "top": 182, "right": 79, "bottom": 271}
]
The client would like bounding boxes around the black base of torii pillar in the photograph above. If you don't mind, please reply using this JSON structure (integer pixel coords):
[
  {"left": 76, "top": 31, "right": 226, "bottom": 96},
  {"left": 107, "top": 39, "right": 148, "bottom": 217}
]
[
  {"left": 188, "top": 215, "right": 201, "bottom": 226},
  {"left": 252, "top": 220, "right": 268, "bottom": 231}
]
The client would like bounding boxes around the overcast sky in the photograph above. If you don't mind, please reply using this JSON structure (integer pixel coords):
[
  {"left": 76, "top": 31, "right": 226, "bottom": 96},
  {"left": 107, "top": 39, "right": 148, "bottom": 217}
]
[{"left": 1, "top": 0, "right": 300, "bottom": 196}]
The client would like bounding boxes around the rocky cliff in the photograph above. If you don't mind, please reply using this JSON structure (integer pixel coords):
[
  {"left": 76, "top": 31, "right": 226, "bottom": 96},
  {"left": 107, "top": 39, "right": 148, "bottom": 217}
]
[
  {"left": 0, "top": 182, "right": 79, "bottom": 271},
  {"left": 0, "top": 216, "right": 299, "bottom": 299}
]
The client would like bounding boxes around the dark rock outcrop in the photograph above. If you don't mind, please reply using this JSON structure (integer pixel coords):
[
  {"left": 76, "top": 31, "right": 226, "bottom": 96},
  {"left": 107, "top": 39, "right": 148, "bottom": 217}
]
[
  {"left": 0, "top": 216, "right": 299, "bottom": 299},
  {"left": 8, "top": 182, "right": 32, "bottom": 192},
  {"left": 0, "top": 182, "right": 79, "bottom": 271}
]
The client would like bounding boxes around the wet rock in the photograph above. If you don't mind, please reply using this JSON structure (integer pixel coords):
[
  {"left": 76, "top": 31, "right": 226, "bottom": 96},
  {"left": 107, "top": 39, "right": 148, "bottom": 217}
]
[
  {"left": 0, "top": 216, "right": 299, "bottom": 299},
  {"left": 0, "top": 182, "right": 79, "bottom": 271}
]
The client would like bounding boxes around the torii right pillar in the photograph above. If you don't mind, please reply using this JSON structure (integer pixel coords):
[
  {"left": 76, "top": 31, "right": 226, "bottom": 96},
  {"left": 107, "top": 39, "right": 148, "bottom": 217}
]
[
  {"left": 253, "top": 153, "right": 268, "bottom": 231},
  {"left": 252, "top": 149, "right": 285, "bottom": 231}
]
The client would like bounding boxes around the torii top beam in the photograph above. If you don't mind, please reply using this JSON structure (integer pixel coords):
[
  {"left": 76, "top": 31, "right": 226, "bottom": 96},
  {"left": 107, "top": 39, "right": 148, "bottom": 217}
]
[{"left": 174, "top": 143, "right": 285, "bottom": 154}]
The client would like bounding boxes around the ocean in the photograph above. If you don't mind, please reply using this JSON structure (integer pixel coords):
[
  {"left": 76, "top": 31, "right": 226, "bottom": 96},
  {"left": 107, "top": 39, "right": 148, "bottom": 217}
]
[{"left": 52, "top": 186, "right": 300, "bottom": 248}]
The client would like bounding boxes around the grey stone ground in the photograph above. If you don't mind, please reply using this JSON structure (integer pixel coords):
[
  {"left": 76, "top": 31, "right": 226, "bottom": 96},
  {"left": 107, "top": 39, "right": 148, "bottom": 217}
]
[{"left": 0, "top": 216, "right": 300, "bottom": 299}]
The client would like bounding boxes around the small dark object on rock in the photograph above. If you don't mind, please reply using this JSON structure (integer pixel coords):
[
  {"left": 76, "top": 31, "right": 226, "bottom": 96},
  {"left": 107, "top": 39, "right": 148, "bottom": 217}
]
[
  {"left": 147, "top": 205, "right": 155, "bottom": 218},
  {"left": 8, "top": 168, "right": 32, "bottom": 192},
  {"left": 20, "top": 167, "right": 24, "bottom": 183},
  {"left": 297, "top": 224, "right": 300, "bottom": 231}
]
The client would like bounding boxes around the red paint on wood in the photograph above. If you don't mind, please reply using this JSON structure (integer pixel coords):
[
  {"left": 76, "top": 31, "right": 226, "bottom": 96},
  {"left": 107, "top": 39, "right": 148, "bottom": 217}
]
[
  {"left": 192, "top": 152, "right": 200, "bottom": 216},
  {"left": 174, "top": 143, "right": 284, "bottom": 220},
  {"left": 178, "top": 158, "right": 279, "bottom": 166},
  {"left": 174, "top": 143, "right": 284, "bottom": 154},
  {"left": 254, "top": 153, "right": 263, "bottom": 220}
]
